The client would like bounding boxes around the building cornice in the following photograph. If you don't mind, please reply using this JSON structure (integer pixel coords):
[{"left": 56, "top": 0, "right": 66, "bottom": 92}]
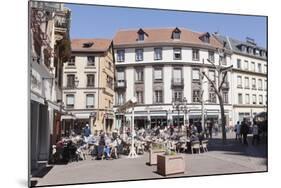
[{"left": 232, "top": 68, "right": 267, "bottom": 76}]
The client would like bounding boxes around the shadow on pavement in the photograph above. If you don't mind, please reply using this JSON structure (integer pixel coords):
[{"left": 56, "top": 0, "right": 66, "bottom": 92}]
[{"left": 207, "top": 135, "right": 267, "bottom": 159}]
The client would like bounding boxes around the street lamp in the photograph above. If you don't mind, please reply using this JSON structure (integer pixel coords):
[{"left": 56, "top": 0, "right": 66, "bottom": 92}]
[
  {"left": 172, "top": 97, "right": 188, "bottom": 128},
  {"left": 172, "top": 100, "right": 180, "bottom": 127}
]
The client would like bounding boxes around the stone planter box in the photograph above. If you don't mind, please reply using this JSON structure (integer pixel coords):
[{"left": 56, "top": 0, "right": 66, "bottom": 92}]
[
  {"left": 157, "top": 154, "right": 185, "bottom": 176},
  {"left": 148, "top": 149, "right": 166, "bottom": 165}
]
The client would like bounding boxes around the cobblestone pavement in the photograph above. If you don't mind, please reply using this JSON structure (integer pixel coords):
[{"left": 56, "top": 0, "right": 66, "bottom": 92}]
[{"left": 31, "top": 132, "right": 267, "bottom": 187}]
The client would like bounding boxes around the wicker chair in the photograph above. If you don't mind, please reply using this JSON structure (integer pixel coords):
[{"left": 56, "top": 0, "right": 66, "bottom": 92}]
[
  {"left": 191, "top": 141, "right": 201, "bottom": 154},
  {"left": 200, "top": 140, "right": 208, "bottom": 152}
]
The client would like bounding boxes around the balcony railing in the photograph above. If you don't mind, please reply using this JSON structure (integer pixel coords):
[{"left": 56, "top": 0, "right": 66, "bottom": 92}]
[
  {"left": 171, "top": 78, "right": 184, "bottom": 88},
  {"left": 115, "top": 80, "right": 127, "bottom": 89}
]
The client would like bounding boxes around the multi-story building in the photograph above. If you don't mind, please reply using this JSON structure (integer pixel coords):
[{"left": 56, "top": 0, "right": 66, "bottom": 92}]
[
  {"left": 113, "top": 27, "right": 233, "bottom": 129},
  {"left": 214, "top": 35, "right": 267, "bottom": 124},
  {"left": 29, "top": 1, "right": 71, "bottom": 172},
  {"left": 62, "top": 39, "right": 115, "bottom": 134}
]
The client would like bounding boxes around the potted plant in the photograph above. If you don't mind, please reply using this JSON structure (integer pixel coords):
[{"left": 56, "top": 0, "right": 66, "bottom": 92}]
[
  {"left": 156, "top": 149, "right": 185, "bottom": 176},
  {"left": 148, "top": 143, "right": 166, "bottom": 165}
]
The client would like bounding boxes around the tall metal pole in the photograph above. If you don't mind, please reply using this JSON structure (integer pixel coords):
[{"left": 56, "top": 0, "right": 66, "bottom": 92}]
[
  {"left": 128, "top": 106, "right": 137, "bottom": 158},
  {"left": 177, "top": 106, "right": 180, "bottom": 127}
]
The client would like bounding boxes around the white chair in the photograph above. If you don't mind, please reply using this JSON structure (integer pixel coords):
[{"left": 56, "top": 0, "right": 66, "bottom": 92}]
[
  {"left": 200, "top": 140, "right": 208, "bottom": 152},
  {"left": 191, "top": 141, "right": 201, "bottom": 154}
]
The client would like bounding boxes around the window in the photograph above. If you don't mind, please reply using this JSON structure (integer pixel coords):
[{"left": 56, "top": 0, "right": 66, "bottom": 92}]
[
  {"left": 116, "top": 92, "right": 125, "bottom": 105},
  {"left": 173, "top": 68, "right": 182, "bottom": 83},
  {"left": 237, "top": 59, "right": 241, "bottom": 69},
  {"left": 244, "top": 60, "right": 249, "bottom": 70},
  {"left": 265, "top": 95, "right": 267, "bottom": 105},
  {"left": 258, "top": 79, "right": 263, "bottom": 90},
  {"left": 135, "top": 69, "right": 144, "bottom": 82},
  {"left": 154, "top": 90, "right": 163, "bottom": 103},
  {"left": 255, "top": 49, "right": 260, "bottom": 56},
  {"left": 245, "top": 94, "right": 250, "bottom": 104},
  {"left": 135, "top": 48, "right": 143, "bottom": 61},
  {"left": 172, "top": 31, "right": 180, "bottom": 39},
  {"left": 67, "top": 74, "right": 75, "bottom": 88},
  {"left": 136, "top": 91, "right": 144, "bottom": 104},
  {"left": 116, "top": 71, "right": 125, "bottom": 87},
  {"left": 87, "top": 56, "right": 95, "bottom": 66},
  {"left": 173, "top": 90, "right": 183, "bottom": 102},
  {"left": 241, "top": 45, "right": 247, "bottom": 52},
  {"left": 117, "top": 49, "right": 125, "bottom": 62},
  {"left": 193, "top": 90, "right": 201, "bottom": 102},
  {"left": 252, "top": 94, "right": 257, "bottom": 104},
  {"left": 259, "top": 95, "right": 263, "bottom": 105},
  {"left": 106, "top": 75, "right": 113, "bottom": 89},
  {"left": 264, "top": 65, "right": 267, "bottom": 73},
  {"left": 245, "top": 77, "right": 249, "bottom": 89},
  {"left": 238, "top": 93, "right": 243, "bottom": 104},
  {"left": 252, "top": 78, "right": 256, "bottom": 89},
  {"left": 209, "top": 92, "right": 216, "bottom": 103},
  {"left": 173, "top": 48, "right": 182, "bottom": 60},
  {"left": 86, "top": 94, "right": 94, "bottom": 108},
  {"left": 66, "top": 94, "right": 74, "bottom": 108},
  {"left": 138, "top": 33, "right": 144, "bottom": 41},
  {"left": 237, "top": 76, "right": 242, "bottom": 88},
  {"left": 251, "top": 62, "right": 255, "bottom": 72},
  {"left": 192, "top": 49, "right": 200, "bottom": 61},
  {"left": 192, "top": 69, "right": 200, "bottom": 81},
  {"left": 265, "top": 80, "right": 267, "bottom": 90},
  {"left": 208, "top": 51, "right": 214, "bottom": 62},
  {"left": 223, "top": 92, "right": 228, "bottom": 103},
  {"left": 258, "top": 63, "right": 262, "bottom": 73},
  {"left": 154, "top": 48, "right": 162, "bottom": 60},
  {"left": 87, "top": 74, "right": 95, "bottom": 87},
  {"left": 68, "top": 56, "right": 75, "bottom": 66},
  {"left": 209, "top": 70, "right": 215, "bottom": 82},
  {"left": 220, "top": 55, "right": 227, "bottom": 65},
  {"left": 248, "top": 47, "right": 253, "bottom": 54},
  {"left": 154, "top": 68, "right": 163, "bottom": 81}
]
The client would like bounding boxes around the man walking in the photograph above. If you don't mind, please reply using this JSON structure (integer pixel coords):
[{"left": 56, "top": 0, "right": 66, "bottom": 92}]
[
  {"left": 82, "top": 123, "right": 91, "bottom": 143},
  {"left": 240, "top": 118, "right": 249, "bottom": 145}
]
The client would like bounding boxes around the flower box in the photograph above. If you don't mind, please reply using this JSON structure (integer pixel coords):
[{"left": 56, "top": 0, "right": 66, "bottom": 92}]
[
  {"left": 157, "top": 154, "right": 185, "bottom": 176},
  {"left": 148, "top": 149, "right": 166, "bottom": 165}
]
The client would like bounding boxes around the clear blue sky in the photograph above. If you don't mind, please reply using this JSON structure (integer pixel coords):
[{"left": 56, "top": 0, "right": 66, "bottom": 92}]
[{"left": 65, "top": 3, "right": 267, "bottom": 48}]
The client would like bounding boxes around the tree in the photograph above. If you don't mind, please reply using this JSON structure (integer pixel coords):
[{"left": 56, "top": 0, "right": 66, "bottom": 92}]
[{"left": 201, "top": 46, "right": 233, "bottom": 143}]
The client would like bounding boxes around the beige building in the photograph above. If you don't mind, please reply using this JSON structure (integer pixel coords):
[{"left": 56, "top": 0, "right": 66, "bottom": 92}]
[{"left": 62, "top": 39, "right": 115, "bottom": 134}]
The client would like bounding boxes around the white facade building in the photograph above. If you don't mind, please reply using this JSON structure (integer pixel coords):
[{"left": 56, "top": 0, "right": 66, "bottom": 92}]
[
  {"left": 214, "top": 35, "right": 267, "bottom": 124},
  {"left": 113, "top": 28, "right": 233, "bottom": 130}
]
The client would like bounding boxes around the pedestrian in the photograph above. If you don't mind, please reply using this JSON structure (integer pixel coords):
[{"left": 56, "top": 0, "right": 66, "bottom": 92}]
[
  {"left": 252, "top": 120, "right": 260, "bottom": 145},
  {"left": 208, "top": 122, "right": 213, "bottom": 139},
  {"left": 234, "top": 121, "right": 241, "bottom": 142},
  {"left": 214, "top": 121, "right": 219, "bottom": 136},
  {"left": 240, "top": 118, "right": 249, "bottom": 145},
  {"left": 82, "top": 123, "right": 91, "bottom": 143}
]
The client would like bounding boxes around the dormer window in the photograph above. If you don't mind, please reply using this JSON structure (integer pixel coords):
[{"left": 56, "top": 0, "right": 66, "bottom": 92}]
[
  {"left": 137, "top": 28, "right": 147, "bottom": 41},
  {"left": 199, "top": 32, "right": 210, "bottom": 43},
  {"left": 255, "top": 49, "right": 260, "bottom": 55},
  {"left": 241, "top": 45, "right": 247, "bottom": 53},
  {"left": 172, "top": 27, "right": 181, "bottom": 40},
  {"left": 248, "top": 47, "right": 253, "bottom": 54},
  {"left": 83, "top": 42, "right": 94, "bottom": 48}
]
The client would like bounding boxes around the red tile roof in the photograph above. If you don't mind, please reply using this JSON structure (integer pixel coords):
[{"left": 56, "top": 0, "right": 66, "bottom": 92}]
[
  {"left": 71, "top": 38, "right": 112, "bottom": 52},
  {"left": 113, "top": 27, "right": 223, "bottom": 48}
]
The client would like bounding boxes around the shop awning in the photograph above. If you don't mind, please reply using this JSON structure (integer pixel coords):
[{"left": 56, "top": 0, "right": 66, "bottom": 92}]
[
  {"left": 31, "top": 91, "right": 45, "bottom": 104},
  {"left": 46, "top": 100, "right": 61, "bottom": 111},
  {"left": 75, "top": 113, "right": 90, "bottom": 119},
  {"left": 61, "top": 114, "right": 76, "bottom": 120}
]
